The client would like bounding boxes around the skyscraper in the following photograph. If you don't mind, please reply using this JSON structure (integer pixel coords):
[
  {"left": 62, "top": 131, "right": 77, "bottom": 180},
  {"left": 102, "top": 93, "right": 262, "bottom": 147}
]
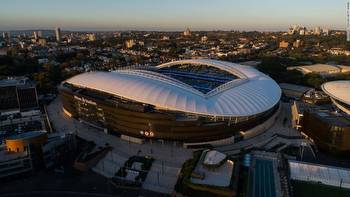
[
  {"left": 314, "top": 26, "right": 321, "bottom": 35},
  {"left": 125, "top": 39, "right": 135, "bottom": 49},
  {"left": 183, "top": 28, "right": 191, "bottom": 36},
  {"left": 2, "top": 32, "right": 9, "bottom": 39},
  {"left": 33, "top": 31, "right": 38, "bottom": 40},
  {"left": 55, "top": 27, "right": 61, "bottom": 42}
]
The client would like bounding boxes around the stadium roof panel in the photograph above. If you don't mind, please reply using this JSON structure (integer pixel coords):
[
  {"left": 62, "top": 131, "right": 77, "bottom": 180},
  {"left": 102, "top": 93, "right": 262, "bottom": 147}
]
[
  {"left": 64, "top": 59, "right": 281, "bottom": 117},
  {"left": 322, "top": 81, "right": 350, "bottom": 105}
]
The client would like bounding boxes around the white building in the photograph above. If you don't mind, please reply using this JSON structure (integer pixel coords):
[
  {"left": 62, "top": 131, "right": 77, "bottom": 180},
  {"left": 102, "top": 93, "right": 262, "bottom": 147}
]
[
  {"left": 201, "top": 36, "right": 208, "bottom": 42},
  {"left": 322, "top": 81, "right": 350, "bottom": 115},
  {"left": 183, "top": 28, "right": 192, "bottom": 36},
  {"left": 288, "top": 64, "right": 350, "bottom": 76}
]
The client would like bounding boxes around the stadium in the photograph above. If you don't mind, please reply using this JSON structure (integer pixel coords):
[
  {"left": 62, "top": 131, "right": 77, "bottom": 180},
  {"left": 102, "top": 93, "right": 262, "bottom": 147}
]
[
  {"left": 58, "top": 59, "right": 281, "bottom": 145},
  {"left": 322, "top": 80, "right": 350, "bottom": 116}
]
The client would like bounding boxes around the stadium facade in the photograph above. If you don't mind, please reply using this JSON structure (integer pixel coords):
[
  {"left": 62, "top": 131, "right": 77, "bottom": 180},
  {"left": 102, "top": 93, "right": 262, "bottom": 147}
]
[
  {"left": 322, "top": 81, "right": 350, "bottom": 116},
  {"left": 59, "top": 59, "right": 281, "bottom": 144}
]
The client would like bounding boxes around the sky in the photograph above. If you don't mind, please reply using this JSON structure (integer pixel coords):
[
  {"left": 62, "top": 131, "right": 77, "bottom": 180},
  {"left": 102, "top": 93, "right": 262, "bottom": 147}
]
[{"left": 0, "top": 0, "right": 347, "bottom": 31}]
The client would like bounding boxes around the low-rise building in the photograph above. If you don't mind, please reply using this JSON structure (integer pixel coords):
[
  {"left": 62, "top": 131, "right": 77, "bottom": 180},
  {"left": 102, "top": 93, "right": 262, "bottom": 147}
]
[
  {"left": 293, "top": 101, "right": 350, "bottom": 154},
  {"left": 302, "top": 89, "right": 330, "bottom": 105},
  {"left": 125, "top": 39, "right": 135, "bottom": 49},
  {"left": 289, "top": 160, "right": 350, "bottom": 196},
  {"left": 0, "top": 77, "right": 44, "bottom": 133},
  {"left": 279, "top": 83, "right": 313, "bottom": 99},
  {"left": 287, "top": 64, "right": 350, "bottom": 76},
  {"left": 187, "top": 150, "right": 237, "bottom": 196},
  {"left": 279, "top": 41, "right": 289, "bottom": 48},
  {"left": 0, "top": 77, "right": 38, "bottom": 112},
  {"left": 0, "top": 131, "right": 46, "bottom": 179},
  {"left": 0, "top": 131, "right": 75, "bottom": 179},
  {"left": 0, "top": 147, "right": 33, "bottom": 179},
  {"left": 328, "top": 48, "right": 350, "bottom": 56}
]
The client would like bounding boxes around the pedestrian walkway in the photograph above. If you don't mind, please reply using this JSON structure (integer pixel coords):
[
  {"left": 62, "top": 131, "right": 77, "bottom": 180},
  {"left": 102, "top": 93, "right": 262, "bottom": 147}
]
[
  {"left": 47, "top": 98, "right": 192, "bottom": 194},
  {"left": 216, "top": 102, "right": 307, "bottom": 155}
]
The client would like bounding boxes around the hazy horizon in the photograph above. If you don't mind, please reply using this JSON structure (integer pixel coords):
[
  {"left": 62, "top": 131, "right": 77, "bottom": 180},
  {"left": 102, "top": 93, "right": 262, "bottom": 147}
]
[{"left": 0, "top": 0, "right": 347, "bottom": 32}]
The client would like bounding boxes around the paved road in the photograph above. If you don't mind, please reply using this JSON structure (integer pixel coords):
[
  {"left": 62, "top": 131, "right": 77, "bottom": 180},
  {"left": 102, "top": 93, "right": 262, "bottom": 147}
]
[
  {"left": 47, "top": 98, "right": 307, "bottom": 194},
  {"left": 0, "top": 170, "right": 166, "bottom": 197},
  {"left": 216, "top": 102, "right": 304, "bottom": 155}
]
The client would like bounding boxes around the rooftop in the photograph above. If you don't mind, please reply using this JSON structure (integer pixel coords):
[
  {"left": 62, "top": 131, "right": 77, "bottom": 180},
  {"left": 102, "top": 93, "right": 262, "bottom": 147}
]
[
  {"left": 279, "top": 83, "right": 313, "bottom": 94},
  {"left": 7, "top": 131, "right": 47, "bottom": 141},
  {"left": 289, "top": 160, "right": 350, "bottom": 189},
  {"left": 190, "top": 150, "right": 234, "bottom": 187},
  {"left": 288, "top": 64, "right": 350, "bottom": 75},
  {"left": 0, "top": 77, "right": 35, "bottom": 88},
  {"left": 64, "top": 59, "right": 281, "bottom": 117},
  {"left": 0, "top": 146, "right": 28, "bottom": 162},
  {"left": 305, "top": 105, "right": 350, "bottom": 127},
  {"left": 202, "top": 150, "right": 227, "bottom": 166},
  {"left": 322, "top": 81, "right": 350, "bottom": 106}
]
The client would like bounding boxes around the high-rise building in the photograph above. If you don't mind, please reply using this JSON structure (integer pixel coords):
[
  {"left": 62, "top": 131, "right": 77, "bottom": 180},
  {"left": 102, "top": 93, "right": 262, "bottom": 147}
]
[
  {"left": 55, "top": 27, "right": 61, "bottom": 42},
  {"left": 323, "top": 28, "right": 330, "bottom": 36},
  {"left": 125, "top": 39, "right": 135, "bottom": 49},
  {"left": 37, "top": 31, "right": 43, "bottom": 38},
  {"left": 33, "top": 31, "right": 38, "bottom": 40},
  {"left": 314, "top": 27, "right": 321, "bottom": 35},
  {"left": 2, "top": 32, "right": 9, "bottom": 40},
  {"left": 183, "top": 28, "right": 192, "bottom": 36},
  {"left": 299, "top": 28, "right": 306, "bottom": 35},
  {"left": 288, "top": 25, "right": 304, "bottom": 35}
]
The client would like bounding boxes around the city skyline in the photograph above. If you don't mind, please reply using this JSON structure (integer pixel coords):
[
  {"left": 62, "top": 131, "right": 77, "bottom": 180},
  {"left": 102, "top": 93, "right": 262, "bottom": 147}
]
[{"left": 0, "top": 0, "right": 346, "bottom": 31}]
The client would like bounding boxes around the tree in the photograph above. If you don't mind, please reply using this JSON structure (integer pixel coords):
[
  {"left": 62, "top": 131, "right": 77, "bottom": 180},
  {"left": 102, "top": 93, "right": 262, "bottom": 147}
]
[{"left": 304, "top": 73, "right": 326, "bottom": 89}]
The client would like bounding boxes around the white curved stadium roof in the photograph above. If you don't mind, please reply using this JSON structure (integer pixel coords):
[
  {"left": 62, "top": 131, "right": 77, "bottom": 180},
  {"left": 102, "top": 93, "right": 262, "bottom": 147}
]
[
  {"left": 64, "top": 59, "right": 281, "bottom": 117},
  {"left": 322, "top": 80, "right": 350, "bottom": 105}
]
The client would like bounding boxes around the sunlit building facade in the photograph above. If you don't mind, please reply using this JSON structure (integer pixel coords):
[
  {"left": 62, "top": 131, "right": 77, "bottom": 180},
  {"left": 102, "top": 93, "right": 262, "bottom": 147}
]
[{"left": 59, "top": 59, "right": 281, "bottom": 144}]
